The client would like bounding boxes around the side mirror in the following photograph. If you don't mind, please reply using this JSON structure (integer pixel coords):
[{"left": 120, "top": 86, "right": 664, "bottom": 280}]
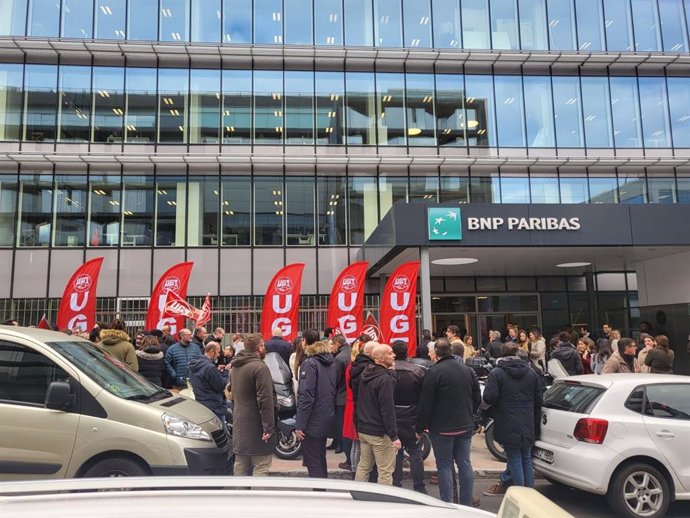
[{"left": 45, "top": 381, "right": 74, "bottom": 411}]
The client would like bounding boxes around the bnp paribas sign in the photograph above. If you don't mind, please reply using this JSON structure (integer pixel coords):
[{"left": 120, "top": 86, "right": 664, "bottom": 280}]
[{"left": 428, "top": 208, "right": 462, "bottom": 241}]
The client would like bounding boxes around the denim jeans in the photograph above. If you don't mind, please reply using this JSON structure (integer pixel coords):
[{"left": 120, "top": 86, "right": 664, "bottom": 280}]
[
  {"left": 504, "top": 445, "right": 534, "bottom": 487},
  {"left": 393, "top": 428, "right": 425, "bottom": 492},
  {"left": 431, "top": 431, "right": 473, "bottom": 506}
]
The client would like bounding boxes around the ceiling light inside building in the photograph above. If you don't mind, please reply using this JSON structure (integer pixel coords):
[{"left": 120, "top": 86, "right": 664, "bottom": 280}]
[
  {"left": 431, "top": 258, "right": 478, "bottom": 265},
  {"left": 556, "top": 262, "right": 591, "bottom": 268},
  {"left": 408, "top": 127, "right": 422, "bottom": 136}
]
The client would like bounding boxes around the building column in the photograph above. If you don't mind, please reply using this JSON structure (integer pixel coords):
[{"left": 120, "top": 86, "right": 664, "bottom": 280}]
[{"left": 420, "top": 246, "right": 432, "bottom": 333}]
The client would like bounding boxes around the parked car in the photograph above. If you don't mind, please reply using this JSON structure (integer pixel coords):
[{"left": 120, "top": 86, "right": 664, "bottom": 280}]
[
  {"left": 533, "top": 374, "right": 690, "bottom": 518},
  {"left": 0, "top": 326, "right": 232, "bottom": 480}
]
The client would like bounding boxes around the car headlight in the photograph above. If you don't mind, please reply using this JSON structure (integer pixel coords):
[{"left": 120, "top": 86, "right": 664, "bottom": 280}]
[
  {"left": 277, "top": 394, "right": 294, "bottom": 407},
  {"left": 162, "top": 413, "right": 212, "bottom": 441}
]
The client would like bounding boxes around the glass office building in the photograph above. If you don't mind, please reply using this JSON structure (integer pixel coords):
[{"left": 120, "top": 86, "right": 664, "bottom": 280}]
[{"left": 1, "top": 0, "right": 690, "bottom": 363}]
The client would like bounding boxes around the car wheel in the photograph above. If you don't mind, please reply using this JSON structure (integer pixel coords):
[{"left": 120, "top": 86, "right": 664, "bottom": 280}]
[
  {"left": 484, "top": 422, "right": 507, "bottom": 462},
  {"left": 607, "top": 463, "right": 670, "bottom": 518},
  {"left": 83, "top": 457, "right": 149, "bottom": 478}
]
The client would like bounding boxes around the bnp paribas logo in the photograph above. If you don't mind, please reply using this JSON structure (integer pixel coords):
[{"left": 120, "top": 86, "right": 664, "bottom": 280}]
[{"left": 428, "top": 207, "right": 462, "bottom": 241}]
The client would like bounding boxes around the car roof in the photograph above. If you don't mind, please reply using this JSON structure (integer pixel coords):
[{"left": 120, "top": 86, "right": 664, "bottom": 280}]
[
  {"left": 557, "top": 373, "right": 690, "bottom": 389},
  {"left": 0, "top": 477, "right": 495, "bottom": 518},
  {"left": 0, "top": 325, "right": 90, "bottom": 344}
]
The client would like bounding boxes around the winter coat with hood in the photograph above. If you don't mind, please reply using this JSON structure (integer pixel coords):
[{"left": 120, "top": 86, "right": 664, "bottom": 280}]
[
  {"left": 99, "top": 329, "right": 138, "bottom": 371},
  {"left": 333, "top": 342, "right": 352, "bottom": 407},
  {"left": 136, "top": 345, "right": 165, "bottom": 386},
  {"left": 550, "top": 341, "right": 583, "bottom": 376},
  {"left": 230, "top": 350, "right": 277, "bottom": 455},
  {"left": 164, "top": 341, "right": 203, "bottom": 387},
  {"left": 189, "top": 354, "right": 227, "bottom": 419},
  {"left": 482, "top": 357, "right": 543, "bottom": 449},
  {"left": 356, "top": 362, "right": 398, "bottom": 441},
  {"left": 296, "top": 341, "right": 337, "bottom": 437}
]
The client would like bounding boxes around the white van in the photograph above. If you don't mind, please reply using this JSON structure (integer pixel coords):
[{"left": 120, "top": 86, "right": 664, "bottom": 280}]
[{"left": 0, "top": 326, "right": 232, "bottom": 480}]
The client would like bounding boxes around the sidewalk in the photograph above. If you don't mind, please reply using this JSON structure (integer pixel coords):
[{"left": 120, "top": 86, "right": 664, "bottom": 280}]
[{"left": 270, "top": 435, "right": 504, "bottom": 478}]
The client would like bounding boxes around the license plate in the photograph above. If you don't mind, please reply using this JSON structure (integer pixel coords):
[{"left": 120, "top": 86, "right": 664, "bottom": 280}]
[{"left": 533, "top": 447, "right": 554, "bottom": 464}]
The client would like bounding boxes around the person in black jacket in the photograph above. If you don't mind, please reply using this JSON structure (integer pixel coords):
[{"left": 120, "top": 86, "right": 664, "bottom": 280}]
[
  {"left": 354, "top": 344, "right": 401, "bottom": 485},
  {"left": 136, "top": 334, "right": 166, "bottom": 386},
  {"left": 331, "top": 334, "right": 352, "bottom": 463},
  {"left": 482, "top": 343, "right": 543, "bottom": 495},
  {"left": 265, "top": 327, "right": 292, "bottom": 365},
  {"left": 295, "top": 340, "right": 337, "bottom": 478},
  {"left": 188, "top": 341, "right": 228, "bottom": 423},
  {"left": 391, "top": 340, "right": 426, "bottom": 493},
  {"left": 416, "top": 338, "right": 481, "bottom": 507},
  {"left": 485, "top": 330, "right": 503, "bottom": 360},
  {"left": 550, "top": 331, "right": 584, "bottom": 375}
]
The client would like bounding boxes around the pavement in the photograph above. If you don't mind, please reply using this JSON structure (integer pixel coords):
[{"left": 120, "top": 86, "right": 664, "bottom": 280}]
[{"left": 270, "top": 434, "right": 505, "bottom": 478}]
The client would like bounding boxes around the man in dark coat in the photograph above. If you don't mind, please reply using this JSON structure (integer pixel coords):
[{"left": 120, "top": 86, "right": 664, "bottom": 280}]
[
  {"left": 164, "top": 328, "right": 202, "bottom": 389},
  {"left": 188, "top": 341, "right": 228, "bottom": 423},
  {"left": 331, "top": 334, "right": 351, "bottom": 461},
  {"left": 264, "top": 327, "right": 292, "bottom": 365},
  {"left": 482, "top": 343, "right": 543, "bottom": 495},
  {"left": 391, "top": 340, "right": 426, "bottom": 493},
  {"left": 230, "top": 333, "right": 277, "bottom": 476},
  {"left": 354, "top": 344, "right": 401, "bottom": 485},
  {"left": 295, "top": 340, "right": 337, "bottom": 478},
  {"left": 349, "top": 339, "right": 375, "bottom": 427},
  {"left": 417, "top": 338, "right": 481, "bottom": 507},
  {"left": 192, "top": 326, "right": 207, "bottom": 353},
  {"left": 485, "top": 330, "right": 503, "bottom": 360},
  {"left": 550, "top": 331, "right": 584, "bottom": 375}
]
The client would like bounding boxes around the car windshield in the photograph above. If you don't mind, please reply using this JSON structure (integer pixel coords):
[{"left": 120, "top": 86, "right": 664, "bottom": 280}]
[
  {"left": 543, "top": 382, "right": 605, "bottom": 414},
  {"left": 47, "top": 340, "right": 164, "bottom": 401}
]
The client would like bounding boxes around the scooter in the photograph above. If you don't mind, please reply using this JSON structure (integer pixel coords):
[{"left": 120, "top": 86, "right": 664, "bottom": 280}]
[{"left": 263, "top": 352, "right": 302, "bottom": 460}]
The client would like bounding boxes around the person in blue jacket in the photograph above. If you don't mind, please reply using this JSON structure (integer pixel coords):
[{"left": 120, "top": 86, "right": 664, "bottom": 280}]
[
  {"left": 164, "top": 328, "right": 202, "bottom": 389},
  {"left": 188, "top": 341, "right": 228, "bottom": 423}
]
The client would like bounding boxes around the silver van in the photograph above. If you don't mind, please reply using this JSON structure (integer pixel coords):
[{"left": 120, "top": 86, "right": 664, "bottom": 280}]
[{"left": 0, "top": 326, "right": 232, "bottom": 480}]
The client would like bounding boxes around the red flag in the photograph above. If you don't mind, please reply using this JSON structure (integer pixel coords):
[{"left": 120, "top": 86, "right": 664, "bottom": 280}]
[
  {"left": 162, "top": 289, "right": 200, "bottom": 320},
  {"left": 327, "top": 261, "right": 368, "bottom": 342},
  {"left": 56, "top": 257, "right": 104, "bottom": 332},
  {"left": 145, "top": 262, "right": 194, "bottom": 334},
  {"left": 37, "top": 314, "right": 52, "bottom": 330},
  {"left": 380, "top": 261, "right": 420, "bottom": 358},
  {"left": 260, "top": 263, "right": 305, "bottom": 342},
  {"left": 195, "top": 293, "right": 212, "bottom": 327},
  {"left": 362, "top": 312, "right": 382, "bottom": 342}
]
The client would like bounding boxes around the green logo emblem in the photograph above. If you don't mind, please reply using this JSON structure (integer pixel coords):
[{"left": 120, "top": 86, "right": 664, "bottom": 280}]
[{"left": 428, "top": 207, "right": 462, "bottom": 241}]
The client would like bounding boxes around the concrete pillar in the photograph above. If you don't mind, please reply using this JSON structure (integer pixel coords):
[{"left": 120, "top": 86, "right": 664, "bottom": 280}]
[{"left": 420, "top": 246, "right": 432, "bottom": 332}]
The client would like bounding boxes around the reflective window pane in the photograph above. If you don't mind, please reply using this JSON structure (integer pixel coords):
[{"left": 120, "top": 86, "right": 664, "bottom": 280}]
[
  {"left": 62, "top": 0, "right": 93, "bottom": 38},
  {"left": 604, "top": 0, "right": 633, "bottom": 51},
  {"left": 254, "top": 70, "right": 283, "bottom": 144},
  {"left": 96, "top": 0, "right": 126, "bottom": 39},
  {"left": 465, "top": 75, "right": 495, "bottom": 146},
  {"left": 54, "top": 175, "right": 87, "bottom": 247},
  {"left": 348, "top": 177, "right": 378, "bottom": 244},
  {"left": 667, "top": 77, "right": 690, "bottom": 147},
  {"left": 254, "top": 177, "right": 283, "bottom": 245},
  {"left": 315, "top": 0, "right": 343, "bottom": 45},
  {"left": 122, "top": 176, "right": 154, "bottom": 246},
  {"left": 285, "top": 71, "right": 315, "bottom": 144},
  {"left": 379, "top": 177, "right": 407, "bottom": 217},
  {"left": 581, "top": 76, "right": 613, "bottom": 148},
  {"left": 524, "top": 75, "right": 554, "bottom": 147},
  {"left": 530, "top": 176, "right": 560, "bottom": 203},
  {"left": 255, "top": 0, "right": 283, "bottom": 44},
  {"left": 125, "top": 67, "right": 158, "bottom": 143},
  {"left": 560, "top": 175, "right": 589, "bottom": 203},
  {"left": 501, "top": 175, "right": 530, "bottom": 203},
  {"left": 129, "top": 0, "right": 158, "bottom": 40},
  {"left": 589, "top": 175, "right": 618, "bottom": 203},
  {"left": 647, "top": 177, "right": 676, "bottom": 203},
  {"left": 0, "top": 174, "right": 17, "bottom": 246},
  {"left": 433, "top": 0, "right": 461, "bottom": 48},
  {"left": 552, "top": 76, "right": 584, "bottom": 147},
  {"left": 470, "top": 172, "right": 500, "bottom": 202},
  {"left": 374, "top": 0, "right": 402, "bottom": 46},
  {"left": 191, "top": 0, "right": 221, "bottom": 42},
  {"left": 88, "top": 175, "right": 121, "bottom": 247},
  {"left": 610, "top": 76, "right": 642, "bottom": 148},
  {"left": 377, "top": 73, "right": 406, "bottom": 145},
  {"left": 28, "top": 0, "right": 60, "bottom": 36},
  {"left": 632, "top": 0, "right": 662, "bottom": 51},
  {"left": 659, "top": 0, "right": 689, "bottom": 52},
  {"left": 23, "top": 64, "right": 57, "bottom": 142},
  {"left": 316, "top": 71, "right": 345, "bottom": 144},
  {"left": 406, "top": 73, "right": 435, "bottom": 146},
  {"left": 346, "top": 72, "right": 376, "bottom": 145},
  {"left": 619, "top": 171, "right": 647, "bottom": 204},
  {"left": 18, "top": 174, "right": 53, "bottom": 246},
  {"left": 547, "top": 0, "right": 576, "bottom": 50},
  {"left": 677, "top": 176, "right": 690, "bottom": 203},
  {"left": 639, "top": 77, "right": 671, "bottom": 148},
  {"left": 0, "top": 0, "right": 28, "bottom": 36},
  {"left": 286, "top": 177, "right": 315, "bottom": 246},
  {"left": 285, "top": 0, "right": 313, "bottom": 44},
  {"left": 58, "top": 66, "right": 91, "bottom": 142},
  {"left": 491, "top": 0, "right": 519, "bottom": 49},
  {"left": 440, "top": 174, "right": 470, "bottom": 203},
  {"left": 221, "top": 176, "right": 251, "bottom": 245},
  {"left": 494, "top": 75, "right": 525, "bottom": 147},
  {"left": 155, "top": 176, "right": 186, "bottom": 246},
  {"left": 158, "top": 68, "right": 188, "bottom": 143},
  {"left": 0, "top": 63, "right": 23, "bottom": 141},
  {"left": 344, "top": 0, "right": 373, "bottom": 45},
  {"left": 409, "top": 176, "right": 438, "bottom": 202},
  {"left": 317, "top": 176, "right": 346, "bottom": 245},
  {"left": 190, "top": 68, "right": 221, "bottom": 144},
  {"left": 188, "top": 176, "right": 220, "bottom": 246},
  {"left": 575, "top": 0, "right": 604, "bottom": 50},
  {"left": 160, "top": 0, "right": 190, "bottom": 42},
  {"left": 223, "top": 0, "right": 251, "bottom": 43},
  {"left": 404, "top": 0, "right": 431, "bottom": 48},
  {"left": 222, "top": 69, "right": 252, "bottom": 143},
  {"left": 462, "top": 0, "right": 490, "bottom": 48},
  {"left": 435, "top": 74, "right": 466, "bottom": 146},
  {"left": 519, "top": 0, "right": 548, "bottom": 50}
]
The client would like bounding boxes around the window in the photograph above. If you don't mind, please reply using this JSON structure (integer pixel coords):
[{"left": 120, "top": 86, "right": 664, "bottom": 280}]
[
  {"left": 465, "top": 75, "right": 495, "bottom": 146},
  {"left": 54, "top": 175, "right": 87, "bottom": 247},
  {"left": 285, "top": 0, "right": 313, "bottom": 44},
  {"left": 317, "top": 176, "right": 347, "bottom": 245},
  {"left": 160, "top": 0, "right": 190, "bottom": 42},
  {"left": 0, "top": 341, "right": 70, "bottom": 406},
  {"left": 286, "top": 177, "right": 315, "bottom": 246},
  {"left": 552, "top": 76, "right": 584, "bottom": 148},
  {"left": 618, "top": 171, "right": 647, "bottom": 204},
  {"left": 632, "top": 0, "right": 662, "bottom": 51},
  {"left": 344, "top": 0, "right": 374, "bottom": 46},
  {"left": 547, "top": 0, "right": 576, "bottom": 50},
  {"left": 189, "top": 68, "right": 221, "bottom": 144},
  {"left": 519, "top": 0, "right": 548, "bottom": 50},
  {"left": 255, "top": 0, "right": 282, "bottom": 44},
  {"left": 560, "top": 175, "right": 589, "bottom": 204},
  {"left": 28, "top": 0, "right": 60, "bottom": 36},
  {"left": 92, "top": 67, "right": 124, "bottom": 143},
  {"left": 403, "top": 0, "right": 431, "bottom": 48},
  {"left": 543, "top": 382, "right": 605, "bottom": 414},
  {"left": 223, "top": 0, "right": 251, "bottom": 43},
  {"left": 440, "top": 174, "right": 470, "bottom": 203},
  {"left": 530, "top": 176, "right": 560, "bottom": 203},
  {"left": 433, "top": 0, "right": 461, "bottom": 48},
  {"left": 221, "top": 176, "right": 251, "bottom": 245},
  {"left": 222, "top": 69, "right": 252, "bottom": 143},
  {"left": 604, "top": 0, "right": 633, "bottom": 51},
  {"left": 647, "top": 176, "right": 676, "bottom": 204},
  {"left": 254, "top": 70, "right": 283, "bottom": 144},
  {"left": 158, "top": 68, "right": 188, "bottom": 143},
  {"left": 644, "top": 384, "right": 690, "bottom": 419},
  {"left": 314, "top": 0, "right": 343, "bottom": 46},
  {"left": 667, "top": 77, "right": 690, "bottom": 147},
  {"left": 575, "top": 0, "right": 604, "bottom": 50},
  {"left": 470, "top": 171, "right": 500, "bottom": 202},
  {"left": 285, "top": 71, "right": 315, "bottom": 144},
  {"left": 155, "top": 176, "right": 186, "bottom": 246},
  {"left": 379, "top": 177, "right": 407, "bottom": 217},
  {"left": 524, "top": 75, "right": 554, "bottom": 147},
  {"left": 18, "top": 173, "right": 53, "bottom": 247},
  {"left": 374, "top": 0, "right": 403, "bottom": 47},
  {"left": 346, "top": 72, "right": 376, "bottom": 145},
  {"left": 125, "top": 67, "right": 158, "bottom": 143},
  {"left": 589, "top": 174, "right": 618, "bottom": 203},
  {"left": 409, "top": 176, "right": 438, "bottom": 202},
  {"left": 435, "top": 74, "right": 465, "bottom": 146},
  {"left": 610, "top": 76, "right": 642, "bottom": 148},
  {"left": 406, "top": 74, "right": 435, "bottom": 146},
  {"left": 500, "top": 175, "right": 530, "bottom": 203},
  {"left": 315, "top": 71, "right": 345, "bottom": 145},
  {"left": 462, "top": 0, "right": 490, "bottom": 48},
  {"left": 639, "top": 77, "right": 671, "bottom": 148},
  {"left": 494, "top": 75, "right": 525, "bottom": 147},
  {"left": 128, "top": 0, "right": 158, "bottom": 41},
  {"left": 191, "top": 0, "right": 220, "bottom": 42},
  {"left": 188, "top": 176, "right": 220, "bottom": 246},
  {"left": 658, "top": 0, "right": 689, "bottom": 52},
  {"left": 58, "top": 65, "right": 91, "bottom": 142},
  {"left": 491, "top": 0, "right": 519, "bottom": 49},
  {"left": 377, "top": 73, "right": 406, "bottom": 145},
  {"left": 581, "top": 76, "right": 613, "bottom": 148},
  {"left": 348, "top": 177, "right": 378, "bottom": 244},
  {"left": 88, "top": 174, "right": 121, "bottom": 247},
  {"left": 0, "top": 63, "right": 23, "bottom": 141},
  {"left": 625, "top": 387, "right": 645, "bottom": 414},
  {"left": 62, "top": 0, "right": 93, "bottom": 38},
  {"left": 254, "top": 177, "right": 283, "bottom": 245},
  {"left": 23, "top": 64, "right": 57, "bottom": 142},
  {"left": 95, "top": 0, "right": 126, "bottom": 39},
  {"left": 0, "top": 174, "right": 18, "bottom": 246},
  {"left": 0, "top": 0, "right": 28, "bottom": 36},
  {"left": 122, "top": 175, "right": 154, "bottom": 246}
]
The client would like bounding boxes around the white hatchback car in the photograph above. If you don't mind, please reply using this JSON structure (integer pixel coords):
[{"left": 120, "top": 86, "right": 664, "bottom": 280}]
[{"left": 533, "top": 374, "right": 690, "bottom": 518}]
